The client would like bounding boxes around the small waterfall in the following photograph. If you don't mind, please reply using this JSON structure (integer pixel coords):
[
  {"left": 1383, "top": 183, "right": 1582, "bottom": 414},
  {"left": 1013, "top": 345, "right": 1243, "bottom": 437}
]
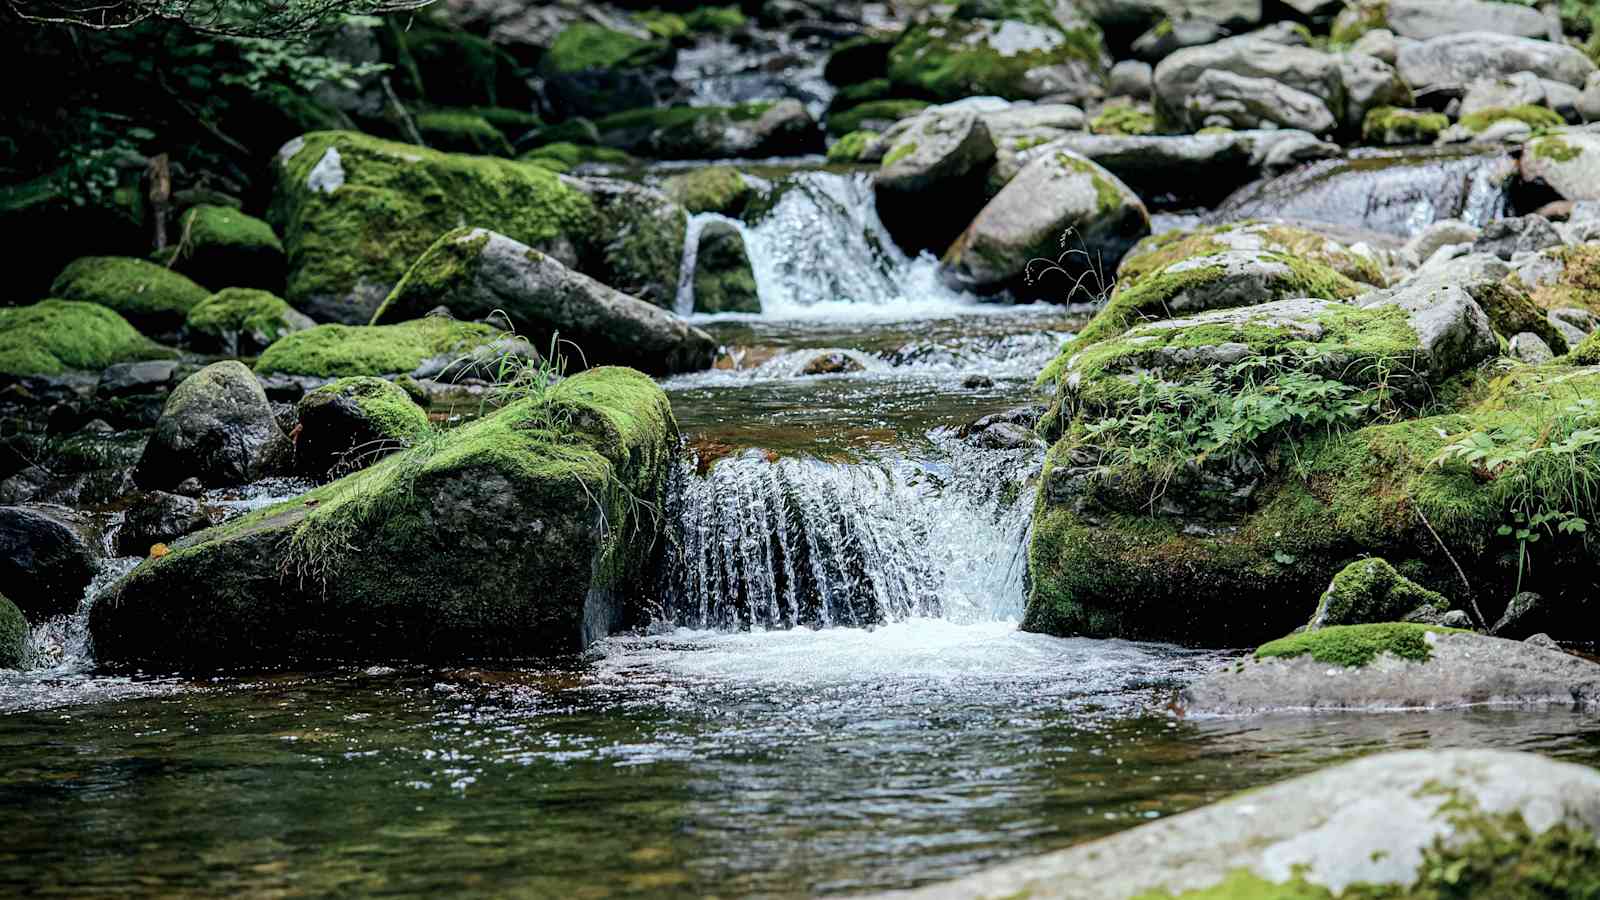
[
  {"left": 1212, "top": 148, "right": 1517, "bottom": 237},
  {"left": 739, "top": 172, "right": 975, "bottom": 316},
  {"left": 23, "top": 555, "right": 139, "bottom": 673},
  {"left": 655, "top": 436, "right": 1040, "bottom": 631}
]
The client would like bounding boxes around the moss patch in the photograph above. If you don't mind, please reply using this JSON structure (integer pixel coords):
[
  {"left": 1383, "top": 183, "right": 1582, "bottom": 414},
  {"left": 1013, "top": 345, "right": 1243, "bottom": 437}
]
[
  {"left": 1310, "top": 557, "right": 1449, "bottom": 628},
  {"left": 882, "top": 140, "right": 919, "bottom": 167},
  {"left": 1256, "top": 622, "right": 1466, "bottom": 668},
  {"left": 1090, "top": 103, "right": 1155, "bottom": 136},
  {"left": 0, "top": 594, "right": 27, "bottom": 669},
  {"left": 827, "top": 130, "right": 881, "bottom": 163},
  {"left": 254, "top": 316, "right": 506, "bottom": 379},
  {"left": 887, "top": 19, "right": 1105, "bottom": 102},
  {"left": 1534, "top": 244, "right": 1600, "bottom": 318},
  {"left": 1459, "top": 105, "right": 1565, "bottom": 134},
  {"left": 0, "top": 299, "right": 177, "bottom": 377},
  {"left": 661, "top": 166, "right": 753, "bottom": 215},
  {"left": 414, "top": 110, "right": 514, "bottom": 157},
  {"left": 1530, "top": 135, "right": 1584, "bottom": 163},
  {"left": 1362, "top": 106, "right": 1449, "bottom": 145},
  {"left": 541, "top": 23, "right": 663, "bottom": 74},
  {"left": 1119, "top": 222, "right": 1386, "bottom": 292},
  {"left": 50, "top": 256, "right": 211, "bottom": 334},
  {"left": 186, "top": 288, "right": 310, "bottom": 353},
  {"left": 517, "top": 141, "right": 634, "bottom": 170}
]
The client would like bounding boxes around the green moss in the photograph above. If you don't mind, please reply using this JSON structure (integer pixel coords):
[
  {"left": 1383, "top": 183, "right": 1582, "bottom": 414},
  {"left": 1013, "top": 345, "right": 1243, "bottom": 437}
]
[
  {"left": 1256, "top": 622, "right": 1465, "bottom": 667},
  {"left": 1362, "top": 106, "right": 1449, "bottom": 145},
  {"left": 50, "top": 256, "right": 211, "bottom": 333},
  {"left": 684, "top": 6, "right": 745, "bottom": 32},
  {"left": 516, "top": 141, "right": 634, "bottom": 169},
  {"left": 1090, "top": 103, "right": 1156, "bottom": 136},
  {"left": 661, "top": 166, "right": 753, "bottom": 215},
  {"left": 541, "top": 23, "right": 662, "bottom": 73},
  {"left": 1458, "top": 105, "right": 1566, "bottom": 134},
  {"left": 882, "top": 140, "right": 919, "bottom": 167},
  {"left": 254, "top": 316, "right": 505, "bottom": 379},
  {"left": 414, "top": 111, "right": 514, "bottom": 157},
  {"left": 830, "top": 78, "right": 894, "bottom": 109},
  {"left": 827, "top": 98, "right": 930, "bottom": 136},
  {"left": 635, "top": 10, "right": 687, "bottom": 39},
  {"left": 1535, "top": 244, "right": 1600, "bottom": 318},
  {"left": 1531, "top": 134, "right": 1584, "bottom": 162},
  {"left": 459, "top": 106, "right": 544, "bottom": 137},
  {"left": 0, "top": 594, "right": 27, "bottom": 669},
  {"left": 887, "top": 19, "right": 1105, "bottom": 102},
  {"left": 0, "top": 299, "right": 177, "bottom": 377},
  {"left": 1055, "top": 153, "right": 1125, "bottom": 218},
  {"left": 1309, "top": 557, "right": 1449, "bottom": 627},
  {"left": 186, "top": 287, "right": 308, "bottom": 351},
  {"left": 1475, "top": 280, "right": 1569, "bottom": 353},
  {"left": 180, "top": 204, "right": 284, "bottom": 257},
  {"left": 270, "top": 131, "right": 595, "bottom": 322},
  {"left": 303, "top": 376, "right": 431, "bottom": 442},
  {"left": 827, "top": 130, "right": 880, "bottom": 163},
  {"left": 692, "top": 225, "right": 760, "bottom": 314},
  {"left": 1330, "top": 0, "right": 1387, "bottom": 46}
]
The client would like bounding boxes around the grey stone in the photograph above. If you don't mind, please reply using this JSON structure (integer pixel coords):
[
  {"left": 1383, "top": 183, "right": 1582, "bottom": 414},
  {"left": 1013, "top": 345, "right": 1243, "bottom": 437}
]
[
  {"left": 1386, "top": 0, "right": 1549, "bottom": 40},
  {"left": 1350, "top": 28, "right": 1399, "bottom": 65},
  {"left": 1130, "top": 17, "right": 1225, "bottom": 64},
  {"left": 1182, "top": 630, "right": 1600, "bottom": 714},
  {"left": 1154, "top": 37, "right": 1343, "bottom": 133},
  {"left": 1472, "top": 214, "right": 1563, "bottom": 259},
  {"left": 1458, "top": 71, "right": 1545, "bottom": 117},
  {"left": 1356, "top": 279, "right": 1499, "bottom": 378},
  {"left": 116, "top": 491, "right": 220, "bottom": 556},
  {"left": 1490, "top": 590, "right": 1552, "bottom": 639},
  {"left": 1508, "top": 331, "right": 1554, "bottom": 363},
  {"left": 1520, "top": 131, "right": 1600, "bottom": 202},
  {"left": 1397, "top": 32, "right": 1596, "bottom": 96},
  {"left": 1185, "top": 68, "right": 1337, "bottom": 135},
  {"left": 873, "top": 109, "right": 997, "bottom": 253},
  {"left": 1108, "top": 60, "right": 1152, "bottom": 99},
  {"left": 692, "top": 221, "right": 761, "bottom": 314},
  {"left": 882, "top": 750, "right": 1600, "bottom": 899},
  {"left": 1402, "top": 219, "right": 1480, "bottom": 265},
  {"left": 135, "top": 361, "right": 292, "bottom": 490},
  {"left": 1580, "top": 72, "right": 1600, "bottom": 122},
  {"left": 1338, "top": 52, "right": 1413, "bottom": 132},
  {"left": 1551, "top": 306, "right": 1599, "bottom": 338},
  {"left": 97, "top": 360, "right": 180, "bottom": 399},
  {"left": 1525, "top": 632, "right": 1561, "bottom": 650}
]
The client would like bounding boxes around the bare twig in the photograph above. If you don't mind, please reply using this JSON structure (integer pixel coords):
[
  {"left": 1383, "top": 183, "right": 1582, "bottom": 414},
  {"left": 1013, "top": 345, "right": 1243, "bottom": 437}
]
[{"left": 1415, "top": 504, "right": 1488, "bottom": 629}]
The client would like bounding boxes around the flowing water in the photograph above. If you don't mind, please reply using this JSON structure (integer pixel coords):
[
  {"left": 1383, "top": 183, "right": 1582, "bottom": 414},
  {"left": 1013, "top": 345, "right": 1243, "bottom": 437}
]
[{"left": 6, "top": 162, "right": 1600, "bottom": 898}]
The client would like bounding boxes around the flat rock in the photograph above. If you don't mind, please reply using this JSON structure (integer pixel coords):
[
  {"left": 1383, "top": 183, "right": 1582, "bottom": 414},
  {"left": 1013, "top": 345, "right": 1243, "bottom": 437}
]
[{"left": 1397, "top": 32, "right": 1596, "bottom": 95}]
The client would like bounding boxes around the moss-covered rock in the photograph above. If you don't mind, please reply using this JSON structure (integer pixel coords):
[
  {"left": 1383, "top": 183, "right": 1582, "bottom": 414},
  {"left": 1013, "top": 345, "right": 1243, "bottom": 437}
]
[
  {"left": 1362, "top": 105, "right": 1450, "bottom": 145},
  {"left": 414, "top": 110, "right": 514, "bottom": 157},
  {"left": 0, "top": 593, "right": 26, "bottom": 669},
  {"left": 1458, "top": 104, "right": 1566, "bottom": 134},
  {"left": 887, "top": 18, "right": 1107, "bottom": 105},
  {"left": 1117, "top": 222, "right": 1388, "bottom": 293},
  {"left": 1257, "top": 621, "right": 1464, "bottom": 667},
  {"left": 541, "top": 23, "right": 667, "bottom": 75},
  {"left": 136, "top": 360, "right": 293, "bottom": 490},
  {"left": 255, "top": 315, "right": 533, "bottom": 381},
  {"left": 573, "top": 178, "right": 688, "bottom": 309},
  {"left": 50, "top": 256, "right": 212, "bottom": 335},
  {"left": 1089, "top": 103, "right": 1155, "bottom": 136},
  {"left": 1532, "top": 244, "right": 1600, "bottom": 317},
  {"left": 269, "top": 131, "right": 596, "bottom": 325},
  {"left": 660, "top": 166, "right": 754, "bottom": 216},
  {"left": 186, "top": 288, "right": 316, "bottom": 356},
  {"left": 692, "top": 221, "right": 760, "bottom": 314},
  {"left": 1472, "top": 277, "right": 1570, "bottom": 354},
  {"left": 516, "top": 141, "right": 634, "bottom": 171},
  {"left": 827, "top": 130, "right": 882, "bottom": 163},
  {"left": 90, "top": 367, "right": 678, "bottom": 668},
  {"left": 593, "top": 101, "right": 822, "bottom": 159},
  {"left": 826, "top": 99, "right": 931, "bottom": 136},
  {"left": 0, "top": 300, "right": 177, "bottom": 379},
  {"left": 1306, "top": 558, "right": 1451, "bottom": 630},
  {"left": 166, "top": 205, "right": 287, "bottom": 293},
  {"left": 294, "top": 376, "right": 432, "bottom": 477},
  {"left": 389, "top": 23, "right": 522, "bottom": 110}
]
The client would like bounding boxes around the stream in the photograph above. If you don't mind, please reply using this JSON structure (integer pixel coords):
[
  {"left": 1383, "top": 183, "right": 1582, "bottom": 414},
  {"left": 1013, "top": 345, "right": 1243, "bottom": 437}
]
[{"left": 5, "top": 165, "right": 1600, "bottom": 898}]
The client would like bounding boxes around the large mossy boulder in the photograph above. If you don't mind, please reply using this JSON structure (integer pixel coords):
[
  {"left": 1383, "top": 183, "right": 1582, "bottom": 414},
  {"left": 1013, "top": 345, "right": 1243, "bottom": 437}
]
[
  {"left": 0, "top": 593, "right": 26, "bottom": 669},
  {"left": 1305, "top": 557, "right": 1450, "bottom": 629},
  {"left": 90, "top": 367, "right": 678, "bottom": 668},
  {"left": 50, "top": 256, "right": 211, "bottom": 335},
  {"left": 1118, "top": 221, "right": 1388, "bottom": 291},
  {"left": 372, "top": 227, "right": 716, "bottom": 375},
  {"left": 185, "top": 288, "right": 316, "bottom": 356},
  {"left": 136, "top": 361, "right": 293, "bottom": 491},
  {"left": 0, "top": 504, "right": 103, "bottom": 620},
  {"left": 568, "top": 177, "right": 688, "bottom": 309},
  {"left": 167, "top": 205, "right": 287, "bottom": 293},
  {"left": 294, "top": 376, "right": 432, "bottom": 477},
  {"left": 898, "top": 749, "right": 1600, "bottom": 898},
  {"left": 255, "top": 315, "right": 538, "bottom": 381},
  {"left": 1182, "top": 625, "right": 1600, "bottom": 713},
  {"left": 887, "top": 18, "right": 1108, "bottom": 106},
  {"left": 0, "top": 300, "right": 176, "bottom": 380},
  {"left": 1026, "top": 283, "right": 1526, "bottom": 646},
  {"left": 269, "top": 131, "right": 596, "bottom": 325},
  {"left": 661, "top": 166, "right": 755, "bottom": 217}
]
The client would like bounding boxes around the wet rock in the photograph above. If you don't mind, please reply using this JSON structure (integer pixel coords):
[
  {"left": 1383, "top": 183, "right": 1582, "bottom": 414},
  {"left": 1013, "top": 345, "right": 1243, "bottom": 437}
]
[
  {"left": 887, "top": 18, "right": 1109, "bottom": 107},
  {"left": 873, "top": 109, "right": 997, "bottom": 254},
  {"left": 692, "top": 221, "right": 761, "bottom": 315},
  {"left": 116, "top": 491, "right": 221, "bottom": 556},
  {"left": 1153, "top": 37, "right": 1343, "bottom": 134},
  {"left": 598, "top": 101, "right": 822, "bottom": 160},
  {"left": 1118, "top": 221, "right": 1389, "bottom": 290},
  {"left": 1107, "top": 60, "right": 1151, "bottom": 99},
  {"left": 569, "top": 177, "right": 688, "bottom": 310},
  {"left": 0, "top": 503, "right": 103, "bottom": 619},
  {"left": 942, "top": 148, "right": 1148, "bottom": 295},
  {"left": 136, "top": 361, "right": 292, "bottom": 491},
  {"left": 1305, "top": 558, "right": 1449, "bottom": 630},
  {"left": 91, "top": 368, "right": 678, "bottom": 668},
  {"left": 1385, "top": 0, "right": 1550, "bottom": 40},
  {"left": 1508, "top": 331, "right": 1554, "bottom": 363},
  {"left": 184, "top": 288, "right": 316, "bottom": 356},
  {"left": 370, "top": 227, "right": 717, "bottom": 376},
  {"left": 1520, "top": 131, "right": 1600, "bottom": 202},
  {"left": 1397, "top": 32, "right": 1596, "bottom": 96},
  {"left": 961, "top": 373, "right": 995, "bottom": 389},
  {"left": 0, "top": 467, "right": 49, "bottom": 505},
  {"left": 970, "top": 421, "right": 1041, "bottom": 451},
  {"left": 800, "top": 351, "right": 865, "bottom": 375},
  {"left": 1472, "top": 214, "right": 1562, "bottom": 259},
  {"left": 896, "top": 750, "right": 1600, "bottom": 898},
  {"left": 1403, "top": 219, "right": 1479, "bottom": 264},
  {"left": 1490, "top": 590, "right": 1552, "bottom": 640},
  {"left": 96, "top": 360, "right": 179, "bottom": 400},
  {"left": 1182, "top": 627, "right": 1600, "bottom": 714},
  {"left": 0, "top": 593, "right": 26, "bottom": 669},
  {"left": 294, "top": 377, "right": 431, "bottom": 478}
]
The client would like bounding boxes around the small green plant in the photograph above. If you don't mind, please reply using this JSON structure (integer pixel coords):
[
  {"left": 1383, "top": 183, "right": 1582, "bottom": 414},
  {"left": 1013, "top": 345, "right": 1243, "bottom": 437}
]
[{"left": 1432, "top": 394, "right": 1600, "bottom": 592}]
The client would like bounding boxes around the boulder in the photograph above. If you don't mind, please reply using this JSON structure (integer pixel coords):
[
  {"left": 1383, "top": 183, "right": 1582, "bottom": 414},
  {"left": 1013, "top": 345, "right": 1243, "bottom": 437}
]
[
  {"left": 269, "top": 131, "right": 597, "bottom": 325},
  {"left": 943, "top": 148, "right": 1147, "bottom": 296},
  {"left": 1490, "top": 590, "right": 1554, "bottom": 639},
  {"left": 660, "top": 166, "right": 756, "bottom": 217},
  {"left": 1118, "top": 221, "right": 1388, "bottom": 291},
  {"left": 887, "top": 19, "right": 1109, "bottom": 106},
  {"left": 1182, "top": 625, "right": 1600, "bottom": 713},
  {"left": 893, "top": 749, "right": 1600, "bottom": 899},
  {"left": 371, "top": 227, "right": 717, "bottom": 375},
  {"left": 90, "top": 368, "right": 678, "bottom": 668},
  {"left": 1184, "top": 68, "right": 1338, "bottom": 135},
  {"left": 1153, "top": 37, "right": 1343, "bottom": 134},
  {"left": 49, "top": 256, "right": 211, "bottom": 336},
  {"left": 166, "top": 205, "right": 286, "bottom": 293},
  {"left": 691, "top": 221, "right": 761, "bottom": 314},
  {"left": 254, "top": 314, "right": 540, "bottom": 382},
  {"left": 1396, "top": 32, "right": 1596, "bottom": 96},
  {"left": 1337, "top": 52, "right": 1414, "bottom": 132},
  {"left": 1458, "top": 71, "right": 1546, "bottom": 117},
  {"left": 1525, "top": 245, "right": 1600, "bottom": 315},
  {"left": 1130, "top": 17, "right": 1226, "bottom": 65},
  {"left": 115, "top": 491, "right": 222, "bottom": 556},
  {"left": 1472, "top": 214, "right": 1563, "bottom": 259},
  {"left": 0, "top": 594, "right": 26, "bottom": 669},
  {"left": 1404, "top": 219, "right": 1480, "bottom": 263},
  {"left": 293, "top": 376, "right": 432, "bottom": 477},
  {"left": 1386, "top": 0, "right": 1550, "bottom": 41},
  {"left": 872, "top": 109, "right": 997, "bottom": 254},
  {"left": 1107, "top": 59, "right": 1151, "bottom": 99},
  {"left": 0, "top": 504, "right": 103, "bottom": 619},
  {"left": 185, "top": 288, "right": 316, "bottom": 356},
  {"left": 1305, "top": 558, "right": 1449, "bottom": 630},
  {"left": 1520, "top": 131, "right": 1600, "bottom": 202},
  {"left": 0, "top": 300, "right": 177, "bottom": 381},
  {"left": 1350, "top": 27, "right": 1400, "bottom": 65},
  {"left": 567, "top": 177, "right": 688, "bottom": 309},
  {"left": 136, "top": 361, "right": 292, "bottom": 490},
  {"left": 1581, "top": 72, "right": 1600, "bottom": 123}
]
